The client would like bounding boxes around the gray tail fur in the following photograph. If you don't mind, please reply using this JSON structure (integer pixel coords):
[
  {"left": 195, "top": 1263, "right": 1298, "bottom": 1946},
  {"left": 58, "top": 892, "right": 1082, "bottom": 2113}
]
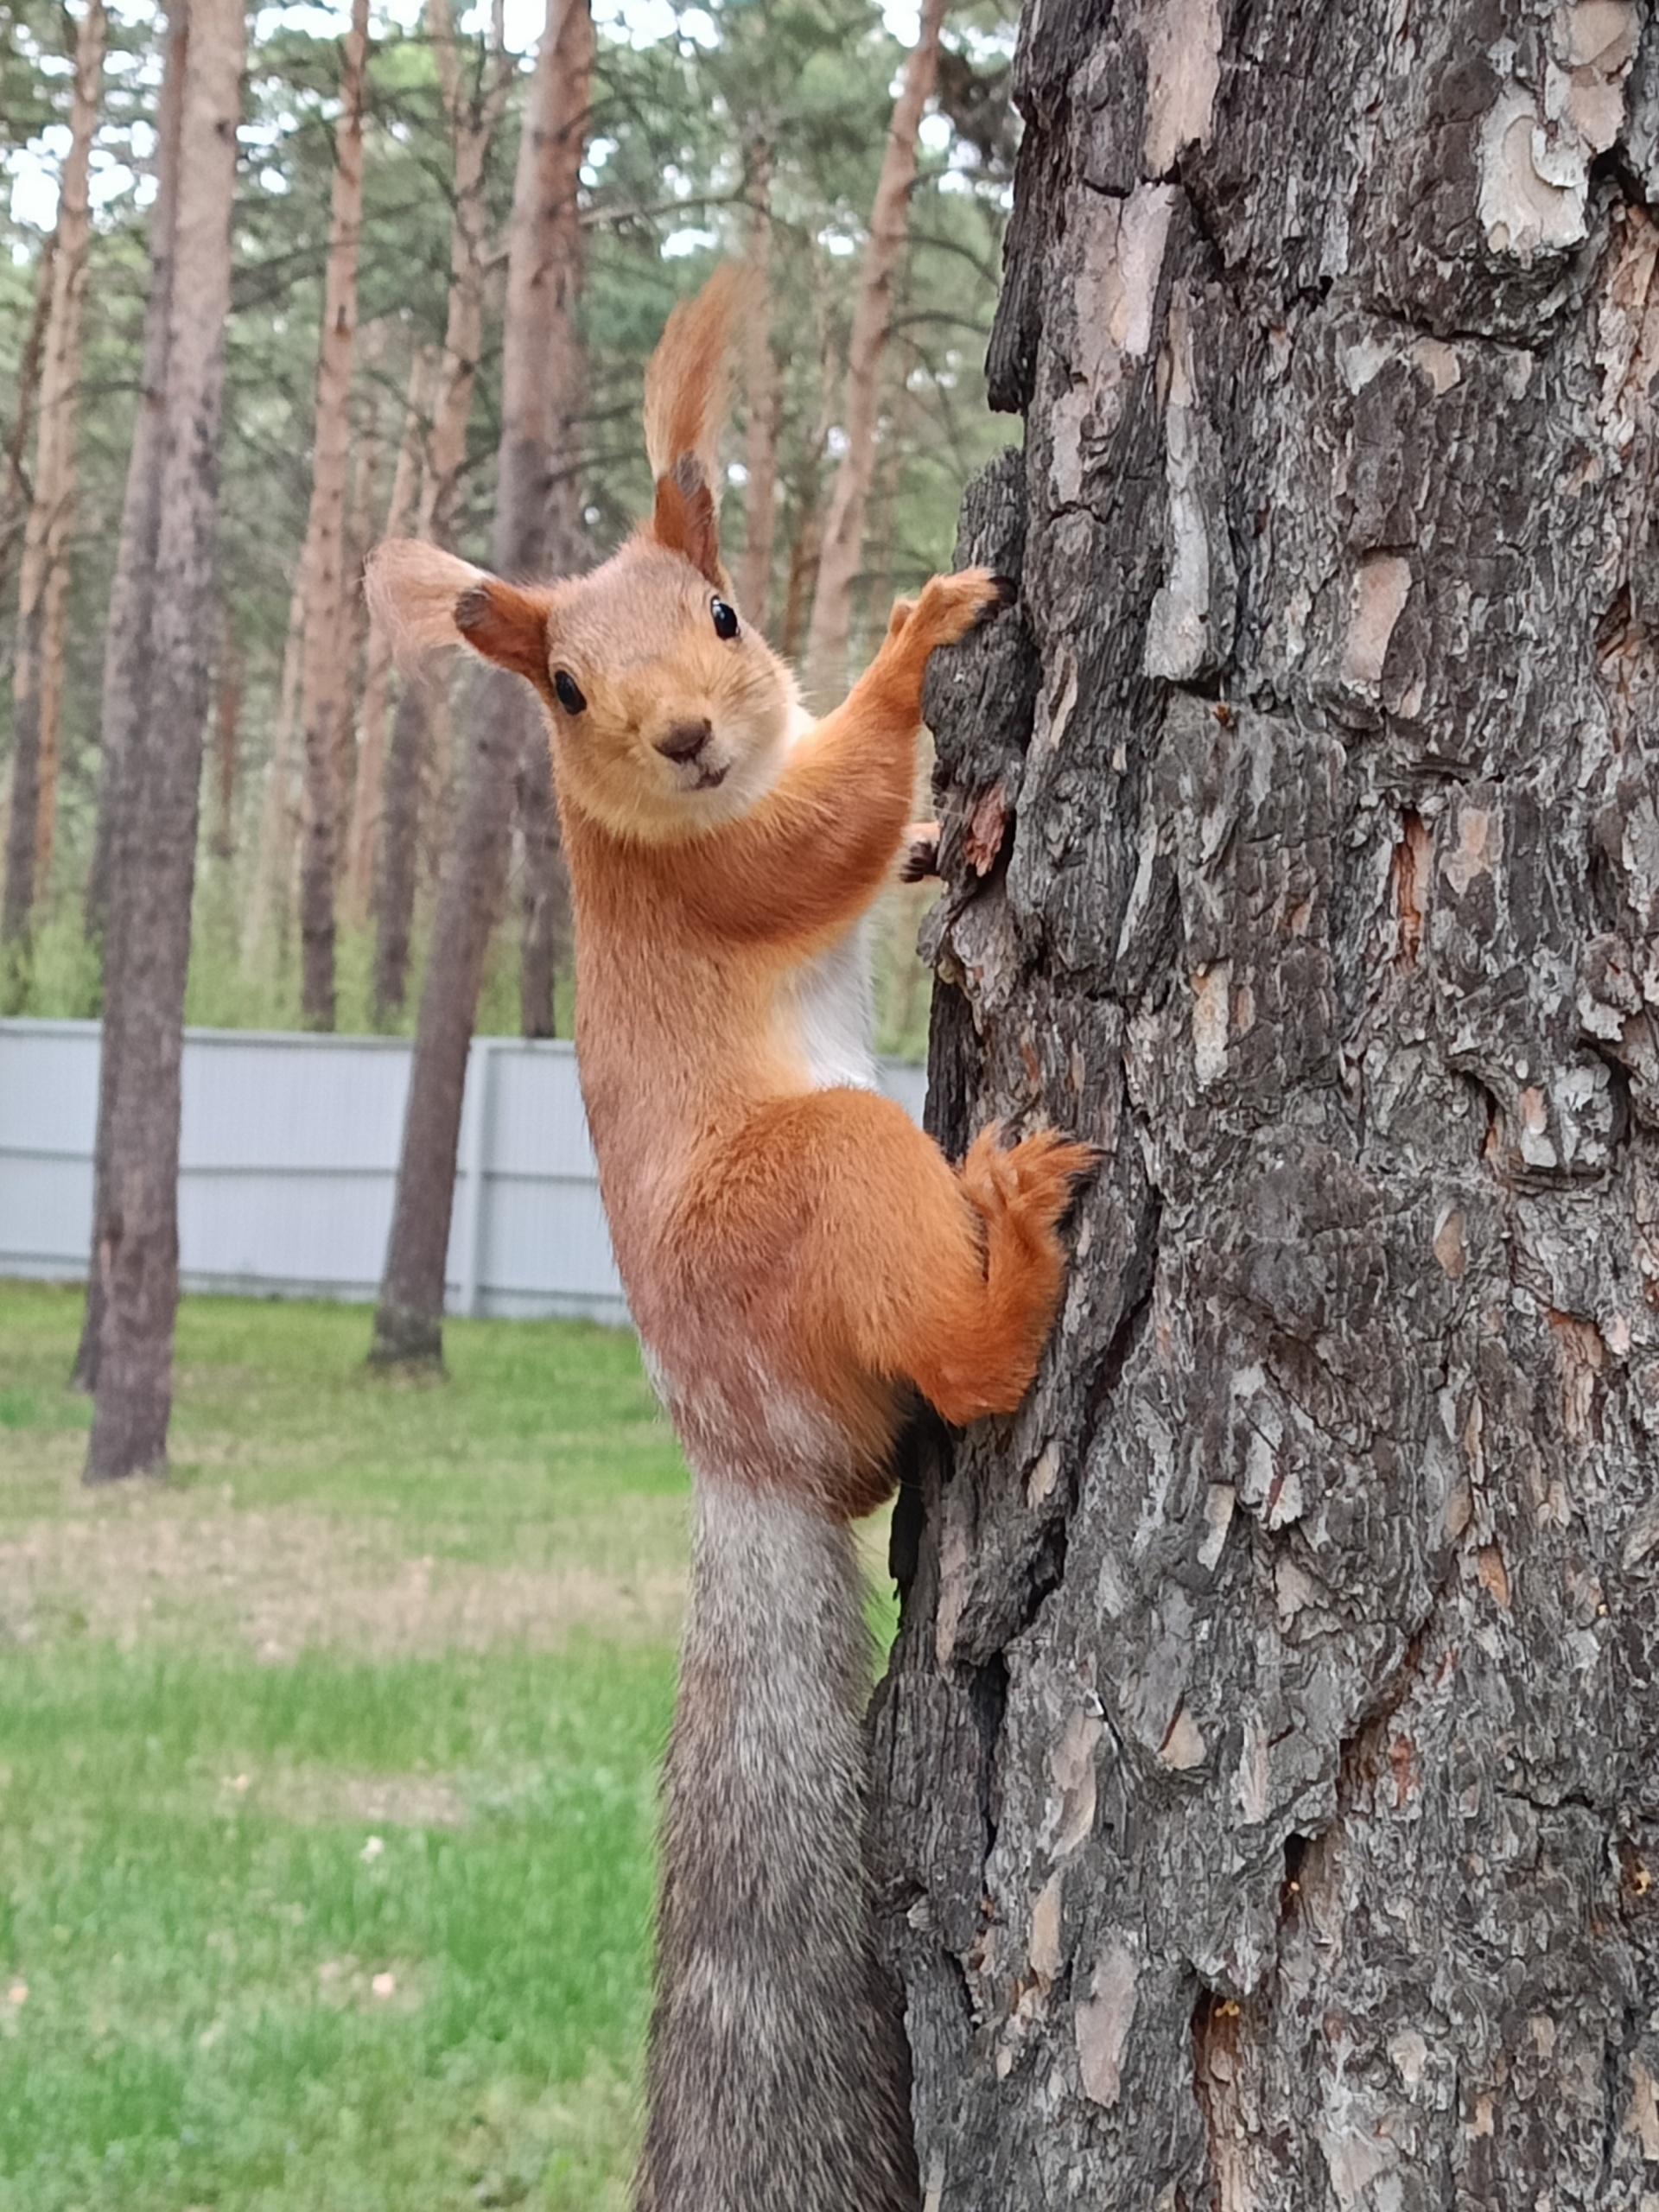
[{"left": 633, "top": 1482, "right": 919, "bottom": 2212}]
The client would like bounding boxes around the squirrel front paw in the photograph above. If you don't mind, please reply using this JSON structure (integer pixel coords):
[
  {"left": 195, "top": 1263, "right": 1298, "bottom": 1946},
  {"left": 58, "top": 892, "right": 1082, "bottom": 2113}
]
[
  {"left": 899, "top": 820, "right": 940, "bottom": 882},
  {"left": 896, "top": 568, "right": 1015, "bottom": 656}
]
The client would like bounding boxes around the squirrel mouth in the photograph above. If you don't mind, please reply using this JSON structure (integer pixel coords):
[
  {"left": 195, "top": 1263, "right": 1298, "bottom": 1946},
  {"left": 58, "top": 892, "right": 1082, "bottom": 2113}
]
[{"left": 689, "top": 759, "right": 729, "bottom": 791}]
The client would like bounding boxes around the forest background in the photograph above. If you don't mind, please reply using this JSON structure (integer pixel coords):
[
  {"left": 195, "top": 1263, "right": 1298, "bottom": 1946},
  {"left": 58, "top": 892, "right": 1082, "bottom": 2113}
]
[{"left": 0, "top": 0, "right": 1016, "bottom": 1056}]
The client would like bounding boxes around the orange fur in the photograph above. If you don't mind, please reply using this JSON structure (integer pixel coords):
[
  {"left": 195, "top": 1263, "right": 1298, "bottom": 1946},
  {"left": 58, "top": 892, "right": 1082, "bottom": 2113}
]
[
  {"left": 643, "top": 264, "right": 746, "bottom": 489},
  {"left": 367, "top": 270, "right": 1091, "bottom": 1520}
]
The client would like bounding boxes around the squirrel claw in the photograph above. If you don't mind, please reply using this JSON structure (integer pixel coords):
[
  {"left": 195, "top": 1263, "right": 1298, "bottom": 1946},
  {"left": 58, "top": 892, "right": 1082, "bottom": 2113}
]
[{"left": 899, "top": 822, "right": 940, "bottom": 883}]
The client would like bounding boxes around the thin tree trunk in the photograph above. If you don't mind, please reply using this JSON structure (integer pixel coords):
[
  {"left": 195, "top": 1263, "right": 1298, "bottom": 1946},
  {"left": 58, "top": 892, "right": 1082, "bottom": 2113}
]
[
  {"left": 872, "top": 2, "right": 1659, "bottom": 2202},
  {"left": 371, "top": 0, "right": 511, "bottom": 1022},
  {"left": 296, "top": 0, "right": 369, "bottom": 1032},
  {"left": 513, "top": 0, "right": 589, "bottom": 1044},
  {"left": 737, "top": 138, "right": 779, "bottom": 632},
  {"left": 516, "top": 713, "right": 564, "bottom": 1038},
  {"left": 0, "top": 234, "right": 57, "bottom": 668},
  {"left": 372, "top": 0, "right": 592, "bottom": 1367},
  {"left": 2, "top": 0, "right": 106, "bottom": 995},
  {"left": 85, "top": 0, "right": 244, "bottom": 1481},
  {"left": 801, "top": 0, "right": 945, "bottom": 706},
  {"left": 335, "top": 354, "right": 381, "bottom": 887},
  {"left": 209, "top": 615, "right": 241, "bottom": 862},
  {"left": 240, "top": 569, "right": 305, "bottom": 976},
  {"left": 347, "top": 346, "right": 429, "bottom": 925},
  {"left": 73, "top": 0, "right": 189, "bottom": 1394},
  {"left": 0, "top": 244, "right": 55, "bottom": 601}
]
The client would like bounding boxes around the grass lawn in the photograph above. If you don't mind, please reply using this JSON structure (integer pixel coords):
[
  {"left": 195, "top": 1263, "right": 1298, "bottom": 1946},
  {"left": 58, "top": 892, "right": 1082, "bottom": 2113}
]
[{"left": 0, "top": 1284, "right": 693, "bottom": 2212}]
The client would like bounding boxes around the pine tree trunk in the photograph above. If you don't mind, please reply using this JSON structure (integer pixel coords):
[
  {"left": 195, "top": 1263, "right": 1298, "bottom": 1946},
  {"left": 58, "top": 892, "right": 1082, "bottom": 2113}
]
[
  {"left": 347, "top": 346, "right": 429, "bottom": 926},
  {"left": 737, "top": 140, "right": 779, "bottom": 632},
  {"left": 209, "top": 616, "right": 241, "bottom": 862},
  {"left": 73, "top": 0, "right": 189, "bottom": 1395},
  {"left": 512, "top": 2, "right": 589, "bottom": 1046},
  {"left": 370, "top": 0, "right": 511, "bottom": 1024},
  {"left": 2, "top": 0, "right": 106, "bottom": 995},
  {"left": 296, "top": 0, "right": 369, "bottom": 1032},
  {"left": 870, "top": 3, "right": 1659, "bottom": 2203},
  {"left": 371, "top": 0, "right": 592, "bottom": 1366},
  {"left": 336, "top": 361, "right": 381, "bottom": 883},
  {"left": 239, "top": 569, "right": 305, "bottom": 978},
  {"left": 801, "top": 0, "right": 946, "bottom": 706},
  {"left": 0, "top": 233, "right": 56, "bottom": 629},
  {"left": 516, "top": 715, "right": 564, "bottom": 1039},
  {"left": 84, "top": 0, "right": 244, "bottom": 1480}
]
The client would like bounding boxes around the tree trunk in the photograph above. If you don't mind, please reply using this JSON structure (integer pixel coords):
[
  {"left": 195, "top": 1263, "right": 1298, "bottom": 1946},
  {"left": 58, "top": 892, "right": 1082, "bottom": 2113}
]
[
  {"left": 73, "top": 0, "right": 189, "bottom": 1395},
  {"left": 2, "top": 0, "right": 106, "bottom": 998},
  {"left": 336, "top": 354, "right": 381, "bottom": 886},
  {"left": 209, "top": 613, "right": 241, "bottom": 862},
  {"left": 347, "top": 345, "right": 429, "bottom": 926},
  {"left": 801, "top": 0, "right": 945, "bottom": 707},
  {"left": 85, "top": 0, "right": 244, "bottom": 1480},
  {"left": 370, "top": 0, "right": 511, "bottom": 1023},
  {"left": 516, "top": 714, "right": 565, "bottom": 1038},
  {"left": 512, "top": 0, "right": 589, "bottom": 1044},
  {"left": 371, "top": 0, "right": 591, "bottom": 1366},
  {"left": 296, "top": 0, "right": 369, "bottom": 1032},
  {"left": 239, "top": 568, "right": 305, "bottom": 978},
  {"left": 870, "top": 3, "right": 1659, "bottom": 2204},
  {"left": 0, "top": 234, "right": 56, "bottom": 622},
  {"left": 737, "top": 138, "right": 779, "bottom": 632}
]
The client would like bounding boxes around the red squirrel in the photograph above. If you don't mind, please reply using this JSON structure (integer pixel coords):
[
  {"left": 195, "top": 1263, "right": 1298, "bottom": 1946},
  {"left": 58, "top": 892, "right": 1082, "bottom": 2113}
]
[{"left": 368, "top": 266, "right": 1092, "bottom": 2212}]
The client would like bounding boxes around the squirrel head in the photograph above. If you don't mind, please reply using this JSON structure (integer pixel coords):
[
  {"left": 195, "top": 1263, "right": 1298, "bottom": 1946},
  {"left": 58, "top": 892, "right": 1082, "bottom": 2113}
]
[{"left": 365, "top": 265, "right": 795, "bottom": 848}]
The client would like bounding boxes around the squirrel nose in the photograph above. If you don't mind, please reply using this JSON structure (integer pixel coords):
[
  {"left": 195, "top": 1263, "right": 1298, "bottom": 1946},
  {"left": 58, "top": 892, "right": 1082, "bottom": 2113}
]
[{"left": 658, "top": 718, "right": 712, "bottom": 765}]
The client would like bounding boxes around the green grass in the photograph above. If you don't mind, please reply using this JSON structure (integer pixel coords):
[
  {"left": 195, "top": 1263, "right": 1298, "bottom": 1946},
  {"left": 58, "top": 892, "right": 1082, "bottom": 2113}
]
[
  {"left": 0, "top": 1287, "right": 684, "bottom": 2210},
  {"left": 0, "top": 1285, "right": 901, "bottom": 2208}
]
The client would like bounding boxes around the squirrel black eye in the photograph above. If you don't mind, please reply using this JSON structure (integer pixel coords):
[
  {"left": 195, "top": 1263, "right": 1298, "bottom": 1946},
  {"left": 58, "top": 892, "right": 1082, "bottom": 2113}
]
[
  {"left": 710, "top": 597, "right": 739, "bottom": 642},
  {"left": 554, "top": 671, "right": 587, "bottom": 715}
]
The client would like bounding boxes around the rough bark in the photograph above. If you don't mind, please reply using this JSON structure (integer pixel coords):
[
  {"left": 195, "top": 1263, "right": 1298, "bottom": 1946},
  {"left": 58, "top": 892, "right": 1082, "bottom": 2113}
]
[
  {"left": 801, "top": 0, "right": 946, "bottom": 706},
  {"left": 2, "top": 0, "right": 106, "bottom": 991},
  {"left": 347, "top": 346, "right": 429, "bottom": 926},
  {"left": 870, "top": 3, "right": 1659, "bottom": 2206},
  {"left": 370, "top": 0, "right": 511, "bottom": 1022},
  {"left": 296, "top": 0, "right": 370, "bottom": 1031},
  {"left": 73, "top": 0, "right": 189, "bottom": 1394},
  {"left": 371, "top": 0, "right": 591, "bottom": 1365},
  {"left": 85, "top": 0, "right": 244, "bottom": 1479}
]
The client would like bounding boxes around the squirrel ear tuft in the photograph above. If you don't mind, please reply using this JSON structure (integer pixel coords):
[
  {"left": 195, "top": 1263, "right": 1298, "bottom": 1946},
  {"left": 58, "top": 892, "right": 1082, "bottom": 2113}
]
[
  {"left": 652, "top": 455, "right": 722, "bottom": 584},
  {"left": 643, "top": 266, "right": 748, "bottom": 583}
]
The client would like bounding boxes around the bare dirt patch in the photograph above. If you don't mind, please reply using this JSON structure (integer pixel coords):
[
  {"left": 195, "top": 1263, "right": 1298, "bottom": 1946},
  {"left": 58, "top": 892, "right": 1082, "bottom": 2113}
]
[{"left": 0, "top": 1493, "right": 685, "bottom": 1659}]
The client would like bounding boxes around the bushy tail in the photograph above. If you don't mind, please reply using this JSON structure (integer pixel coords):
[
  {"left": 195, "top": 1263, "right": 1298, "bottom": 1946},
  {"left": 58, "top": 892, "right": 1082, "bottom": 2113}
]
[
  {"left": 642, "top": 263, "right": 746, "bottom": 490},
  {"left": 635, "top": 1482, "right": 918, "bottom": 2212}
]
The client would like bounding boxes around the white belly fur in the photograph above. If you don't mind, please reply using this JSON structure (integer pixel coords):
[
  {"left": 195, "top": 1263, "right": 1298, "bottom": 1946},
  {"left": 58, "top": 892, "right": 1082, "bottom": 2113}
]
[{"left": 778, "top": 697, "right": 880, "bottom": 1094}]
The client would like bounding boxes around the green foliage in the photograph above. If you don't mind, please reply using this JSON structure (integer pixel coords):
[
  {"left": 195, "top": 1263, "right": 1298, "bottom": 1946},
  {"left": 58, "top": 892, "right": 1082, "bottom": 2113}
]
[{"left": 0, "top": 0, "right": 1015, "bottom": 1039}]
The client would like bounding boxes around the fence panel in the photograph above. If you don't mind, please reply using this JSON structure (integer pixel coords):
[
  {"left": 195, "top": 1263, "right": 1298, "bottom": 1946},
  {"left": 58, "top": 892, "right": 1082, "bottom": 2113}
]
[{"left": 0, "top": 1020, "right": 927, "bottom": 1327}]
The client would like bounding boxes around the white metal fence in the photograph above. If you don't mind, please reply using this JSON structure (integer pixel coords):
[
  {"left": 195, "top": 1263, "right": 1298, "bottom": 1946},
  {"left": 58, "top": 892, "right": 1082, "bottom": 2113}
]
[{"left": 0, "top": 1019, "right": 927, "bottom": 1326}]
